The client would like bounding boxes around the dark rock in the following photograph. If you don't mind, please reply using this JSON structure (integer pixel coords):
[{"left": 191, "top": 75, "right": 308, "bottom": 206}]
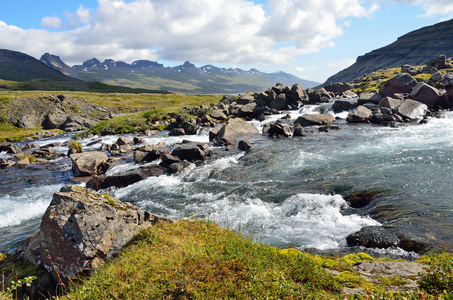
[
  {"left": 171, "top": 143, "right": 212, "bottom": 162},
  {"left": 291, "top": 83, "right": 308, "bottom": 102},
  {"left": 60, "top": 115, "right": 98, "bottom": 132},
  {"left": 346, "top": 106, "right": 373, "bottom": 123},
  {"left": 426, "top": 54, "right": 452, "bottom": 70},
  {"left": 293, "top": 124, "right": 306, "bottom": 137},
  {"left": 182, "top": 120, "right": 200, "bottom": 135},
  {"left": 21, "top": 142, "right": 40, "bottom": 151},
  {"left": 430, "top": 72, "right": 443, "bottom": 82},
  {"left": 269, "top": 94, "right": 287, "bottom": 110},
  {"left": 167, "top": 162, "right": 189, "bottom": 173},
  {"left": 133, "top": 137, "right": 144, "bottom": 144},
  {"left": 238, "top": 102, "right": 258, "bottom": 118},
  {"left": 294, "top": 114, "right": 336, "bottom": 127},
  {"left": 267, "top": 122, "right": 294, "bottom": 137},
  {"left": 70, "top": 152, "right": 109, "bottom": 176},
  {"left": 19, "top": 185, "right": 170, "bottom": 284},
  {"left": 347, "top": 225, "right": 442, "bottom": 253},
  {"left": 87, "top": 165, "right": 169, "bottom": 190},
  {"left": 401, "top": 64, "right": 420, "bottom": 76},
  {"left": 0, "top": 142, "right": 21, "bottom": 154},
  {"left": 378, "top": 97, "right": 403, "bottom": 112},
  {"left": 161, "top": 153, "right": 180, "bottom": 165},
  {"left": 0, "top": 159, "right": 15, "bottom": 168},
  {"left": 379, "top": 73, "right": 417, "bottom": 97},
  {"left": 117, "top": 137, "right": 133, "bottom": 145},
  {"left": 238, "top": 140, "right": 252, "bottom": 151},
  {"left": 324, "top": 82, "right": 352, "bottom": 94},
  {"left": 211, "top": 109, "right": 228, "bottom": 120},
  {"left": 346, "top": 226, "right": 399, "bottom": 249},
  {"left": 358, "top": 93, "right": 382, "bottom": 105},
  {"left": 236, "top": 94, "right": 255, "bottom": 105},
  {"left": 169, "top": 128, "right": 186, "bottom": 136},
  {"left": 332, "top": 100, "right": 359, "bottom": 113},
  {"left": 32, "top": 147, "right": 57, "bottom": 159},
  {"left": 410, "top": 82, "right": 444, "bottom": 108}
]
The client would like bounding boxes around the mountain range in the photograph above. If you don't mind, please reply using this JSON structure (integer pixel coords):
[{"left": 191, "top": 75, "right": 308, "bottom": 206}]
[
  {"left": 0, "top": 49, "right": 168, "bottom": 93},
  {"left": 40, "top": 54, "right": 318, "bottom": 94},
  {"left": 324, "top": 18, "right": 453, "bottom": 85}
]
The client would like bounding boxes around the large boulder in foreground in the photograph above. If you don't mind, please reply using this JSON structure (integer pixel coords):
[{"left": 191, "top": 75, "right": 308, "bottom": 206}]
[
  {"left": 346, "top": 106, "right": 373, "bottom": 123},
  {"left": 294, "top": 114, "right": 336, "bottom": 127},
  {"left": 19, "top": 185, "right": 171, "bottom": 284},
  {"left": 70, "top": 152, "right": 109, "bottom": 176},
  {"left": 210, "top": 118, "right": 259, "bottom": 145}
]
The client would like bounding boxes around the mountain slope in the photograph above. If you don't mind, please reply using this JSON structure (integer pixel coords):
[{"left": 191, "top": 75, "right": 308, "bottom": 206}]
[
  {"left": 0, "top": 49, "right": 76, "bottom": 82},
  {"left": 43, "top": 56, "right": 319, "bottom": 94},
  {"left": 0, "top": 49, "right": 169, "bottom": 93},
  {"left": 324, "top": 18, "right": 453, "bottom": 85}
]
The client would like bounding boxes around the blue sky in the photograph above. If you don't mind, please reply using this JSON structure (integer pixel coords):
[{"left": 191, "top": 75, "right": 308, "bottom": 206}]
[{"left": 1, "top": 0, "right": 452, "bottom": 83}]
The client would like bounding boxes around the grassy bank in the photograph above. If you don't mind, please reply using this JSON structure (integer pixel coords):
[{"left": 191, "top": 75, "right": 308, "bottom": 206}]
[
  {"left": 0, "top": 91, "right": 222, "bottom": 142},
  {"left": 52, "top": 220, "right": 453, "bottom": 300}
]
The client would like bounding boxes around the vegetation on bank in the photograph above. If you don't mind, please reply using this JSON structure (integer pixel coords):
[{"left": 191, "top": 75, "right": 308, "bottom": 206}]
[
  {"left": 31, "top": 220, "right": 447, "bottom": 300},
  {"left": 0, "top": 90, "right": 221, "bottom": 142},
  {"left": 351, "top": 57, "right": 453, "bottom": 95}
]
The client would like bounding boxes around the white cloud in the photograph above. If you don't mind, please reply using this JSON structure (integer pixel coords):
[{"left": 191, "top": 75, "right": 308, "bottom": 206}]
[
  {"left": 40, "top": 16, "right": 62, "bottom": 30},
  {"left": 374, "top": 0, "right": 453, "bottom": 17},
  {"left": 2, "top": 0, "right": 379, "bottom": 66}
]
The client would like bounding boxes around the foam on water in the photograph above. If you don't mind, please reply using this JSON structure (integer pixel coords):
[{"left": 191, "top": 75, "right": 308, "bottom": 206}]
[
  {"left": 179, "top": 192, "right": 380, "bottom": 249},
  {"left": 0, "top": 184, "right": 62, "bottom": 228}
]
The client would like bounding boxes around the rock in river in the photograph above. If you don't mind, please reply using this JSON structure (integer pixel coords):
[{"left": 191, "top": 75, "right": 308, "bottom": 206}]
[{"left": 19, "top": 185, "right": 171, "bottom": 285}]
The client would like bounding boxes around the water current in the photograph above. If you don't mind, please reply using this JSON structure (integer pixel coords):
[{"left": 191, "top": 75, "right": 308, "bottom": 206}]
[{"left": 2, "top": 104, "right": 453, "bottom": 257}]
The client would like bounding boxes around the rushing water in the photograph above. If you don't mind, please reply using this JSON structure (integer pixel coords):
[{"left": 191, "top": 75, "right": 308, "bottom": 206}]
[{"left": 2, "top": 104, "right": 453, "bottom": 256}]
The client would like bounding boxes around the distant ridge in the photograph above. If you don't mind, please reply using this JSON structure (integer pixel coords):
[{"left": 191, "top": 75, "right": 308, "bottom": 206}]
[
  {"left": 0, "top": 49, "right": 75, "bottom": 82},
  {"left": 324, "top": 18, "right": 453, "bottom": 85},
  {"left": 41, "top": 55, "right": 319, "bottom": 94},
  {"left": 0, "top": 49, "right": 169, "bottom": 93}
]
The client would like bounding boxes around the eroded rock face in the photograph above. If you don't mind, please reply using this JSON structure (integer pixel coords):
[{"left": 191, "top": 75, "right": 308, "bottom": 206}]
[{"left": 20, "top": 185, "right": 171, "bottom": 284}]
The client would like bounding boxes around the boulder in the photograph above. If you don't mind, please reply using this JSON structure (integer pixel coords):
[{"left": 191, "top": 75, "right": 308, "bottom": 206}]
[
  {"left": 16, "top": 157, "right": 31, "bottom": 168},
  {"left": 396, "top": 99, "right": 428, "bottom": 120},
  {"left": 324, "top": 82, "right": 352, "bottom": 94},
  {"left": 346, "top": 225, "right": 442, "bottom": 253},
  {"left": 379, "top": 74, "right": 417, "bottom": 97},
  {"left": 0, "top": 159, "right": 15, "bottom": 168},
  {"left": 331, "top": 100, "right": 359, "bottom": 113},
  {"left": 170, "top": 144, "right": 212, "bottom": 162},
  {"left": 21, "top": 142, "right": 40, "bottom": 151},
  {"left": 269, "top": 94, "right": 287, "bottom": 110},
  {"left": 294, "top": 114, "right": 336, "bottom": 127},
  {"left": 293, "top": 124, "right": 306, "bottom": 137},
  {"left": 410, "top": 82, "right": 444, "bottom": 108},
  {"left": 378, "top": 97, "right": 403, "bottom": 112},
  {"left": 291, "top": 83, "right": 308, "bottom": 101},
  {"left": 117, "top": 137, "right": 133, "bottom": 145},
  {"left": 212, "top": 118, "right": 259, "bottom": 145},
  {"left": 238, "top": 140, "right": 252, "bottom": 151},
  {"left": 358, "top": 92, "right": 382, "bottom": 105},
  {"left": 32, "top": 147, "right": 57, "bottom": 159},
  {"left": 236, "top": 94, "right": 255, "bottom": 105},
  {"left": 70, "top": 152, "right": 109, "bottom": 176},
  {"left": 20, "top": 185, "right": 170, "bottom": 284},
  {"left": 238, "top": 102, "right": 258, "bottom": 118},
  {"left": 266, "top": 122, "right": 294, "bottom": 137},
  {"left": 426, "top": 54, "right": 452, "bottom": 70},
  {"left": 346, "top": 106, "right": 373, "bottom": 123},
  {"left": 211, "top": 109, "right": 228, "bottom": 120},
  {"left": 60, "top": 116, "right": 98, "bottom": 132},
  {"left": 86, "top": 165, "right": 169, "bottom": 190},
  {"left": 400, "top": 64, "right": 420, "bottom": 76},
  {"left": 169, "top": 128, "right": 186, "bottom": 136},
  {"left": 0, "top": 142, "right": 21, "bottom": 154}
]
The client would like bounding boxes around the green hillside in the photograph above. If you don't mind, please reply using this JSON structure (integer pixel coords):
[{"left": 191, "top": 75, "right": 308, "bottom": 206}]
[{"left": 324, "top": 18, "right": 453, "bottom": 84}]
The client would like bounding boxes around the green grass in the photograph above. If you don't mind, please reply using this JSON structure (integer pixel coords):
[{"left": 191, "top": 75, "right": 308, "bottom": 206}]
[
  {"left": 0, "top": 91, "right": 221, "bottom": 141},
  {"left": 59, "top": 220, "right": 342, "bottom": 300}
]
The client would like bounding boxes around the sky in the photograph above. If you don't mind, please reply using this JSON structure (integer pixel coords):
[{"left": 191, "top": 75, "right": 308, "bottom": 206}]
[{"left": 1, "top": 0, "right": 453, "bottom": 83}]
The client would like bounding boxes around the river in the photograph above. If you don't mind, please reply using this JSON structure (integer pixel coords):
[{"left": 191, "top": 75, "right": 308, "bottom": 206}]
[{"left": 1, "top": 103, "right": 453, "bottom": 258}]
